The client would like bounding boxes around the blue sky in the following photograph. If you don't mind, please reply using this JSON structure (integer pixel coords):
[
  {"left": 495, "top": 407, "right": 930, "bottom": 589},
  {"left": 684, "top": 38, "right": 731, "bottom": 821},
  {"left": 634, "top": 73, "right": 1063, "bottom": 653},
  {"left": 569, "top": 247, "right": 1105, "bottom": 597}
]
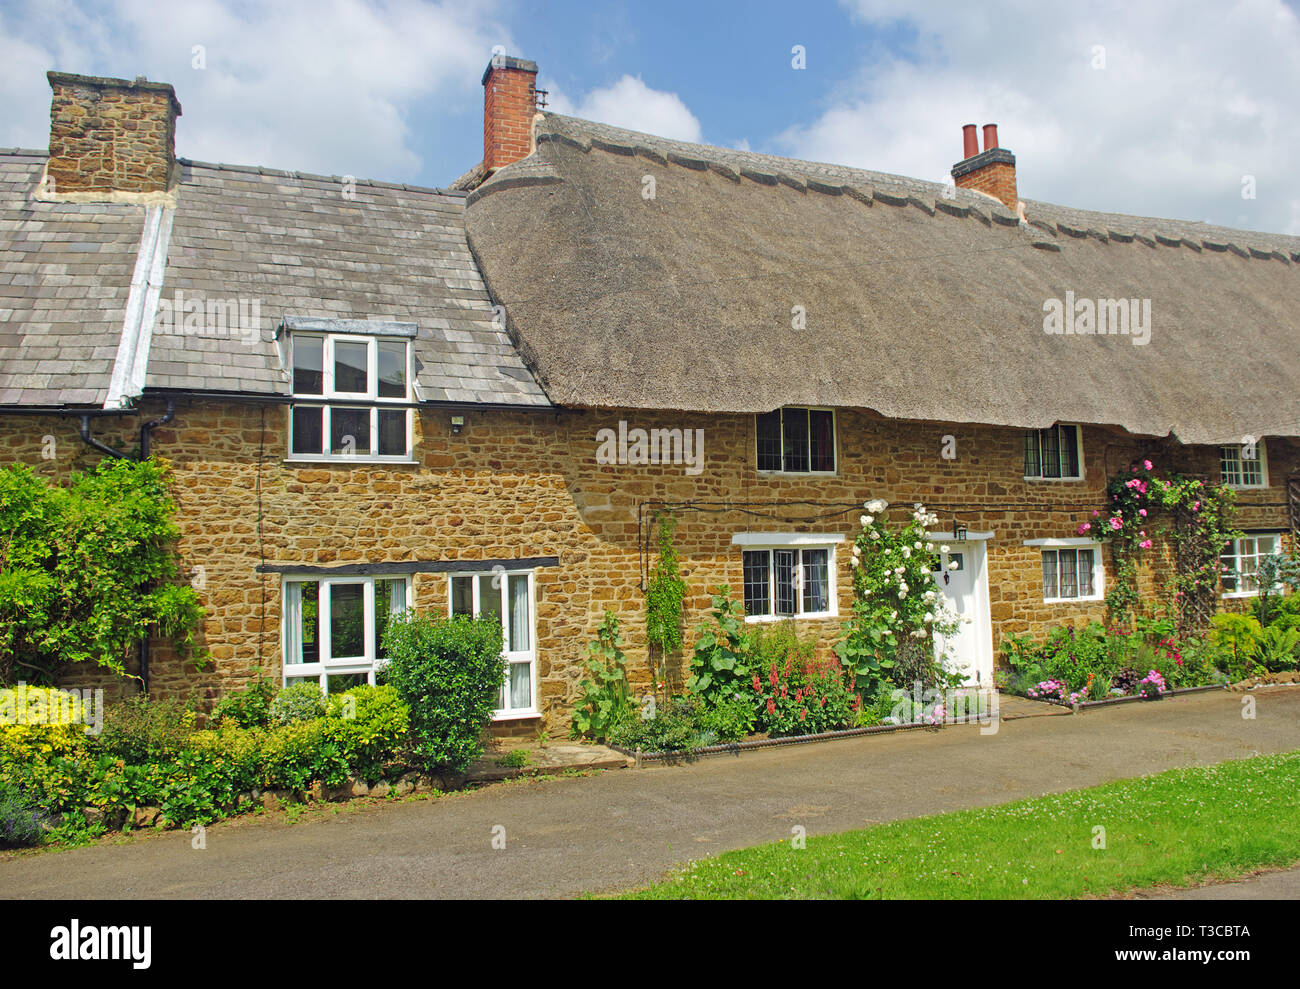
[{"left": 4, "top": 0, "right": 1299, "bottom": 233}]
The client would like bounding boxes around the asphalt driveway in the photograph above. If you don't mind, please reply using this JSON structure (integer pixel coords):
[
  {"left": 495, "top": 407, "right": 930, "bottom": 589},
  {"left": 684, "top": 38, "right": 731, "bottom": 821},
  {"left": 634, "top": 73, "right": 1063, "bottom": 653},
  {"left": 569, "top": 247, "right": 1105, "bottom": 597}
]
[{"left": 2, "top": 688, "right": 1297, "bottom": 899}]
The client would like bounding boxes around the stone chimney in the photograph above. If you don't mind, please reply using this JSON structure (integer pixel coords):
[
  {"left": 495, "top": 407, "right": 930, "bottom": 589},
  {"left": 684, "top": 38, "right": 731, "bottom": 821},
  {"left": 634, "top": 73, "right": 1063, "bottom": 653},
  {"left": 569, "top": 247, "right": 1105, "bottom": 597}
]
[
  {"left": 45, "top": 71, "right": 181, "bottom": 196},
  {"left": 482, "top": 54, "right": 539, "bottom": 174},
  {"left": 951, "top": 122, "right": 1018, "bottom": 211}
]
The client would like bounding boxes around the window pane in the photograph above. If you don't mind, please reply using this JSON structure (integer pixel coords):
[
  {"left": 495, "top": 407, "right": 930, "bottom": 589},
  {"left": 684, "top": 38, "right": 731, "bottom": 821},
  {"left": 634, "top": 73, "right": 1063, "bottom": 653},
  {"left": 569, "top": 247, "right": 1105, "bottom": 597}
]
[
  {"left": 291, "top": 406, "right": 323, "bottom": 456},
  {"left": 378, "top": 409, "right": 407, "bottom": 456},
  {"left": 801, "top": 548, "right": 829, "bottom": 613},
  {"left": 774, "top": 550, "right": 796, "bottom": 616},
  {"left": 374, "top": 579, "right": 406, "bottom": 659},
  {"left": 508, "top": 662, "right": 531, "bottom": 709},
  {"left": 1242, "top": 450, "right": 1263, "bottom": 485},
  {"left": 1220, "top": 447, "right": 1240, "bottom": 486},
  {"left": 1078, "top": 549, "right": 1095, "bottom": 597},
  {"left": 756, "top": 411, "right": 782, "bottom": 471},
  {"left": 1024, "top": 431, "right": 1041, "bottom": 477},
  {"left": 1058, "top": 549, "right": 1078, "bottom": 598},
  {"left": 326, "top": 671, "right": 368, "bottom": 694},
  {"left": 743, "top": 550, "right": 770, "bottom": 616},
  {"left": 478, "top": 574, "right": 503, "bottom": 627},
  {"left": 285, "top": 675, "right": 321, "bottom": 689},
  {"left": 292, "top": 336, "right": 323, "bottom": 395},
  {"left": 334, "top": 339, "right": 368, "bottom": 393},
  {"left": 378, "top": 340, "right": 407, "bottom": 398},
  {"left": 508, "top": 575, "right": 529, "bottom": 652},
  {"left": 1042, "top": 551, "right": 1058, "bottom": 599},
  {"left": 809, "top": 410, "right": 835, "bottom": 472},
  {"left": 1060, "top": 425, "right": 1080, "bottom": 477},
  {"left": 1040, "top": 428, "right": 1062, "bottom": 478},
  {"left": 330, "top": 407, "right": 371, "bottom": 455},
  {"left": 328, "top": 582, "right": 366, "bottom": 660},
  {"left": 782, "top": 408, "right": 810, "bottom": 473},
  {"left": 451, "top": 576, "right": 473, "bottom": 616},
  {"left": 301, "top": 581, "right": 319, "bottom": 663},
  {"left": 1221, "top": 543, "right": 1239, "bottom": 592}
]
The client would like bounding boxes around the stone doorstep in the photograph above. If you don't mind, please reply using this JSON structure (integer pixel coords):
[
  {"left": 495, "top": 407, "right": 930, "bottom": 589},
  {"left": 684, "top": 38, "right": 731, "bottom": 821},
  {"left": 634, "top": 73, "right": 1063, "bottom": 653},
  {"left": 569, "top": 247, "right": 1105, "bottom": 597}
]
[{"left": 468, "top": 742, "right": 631, "bottom": 782}]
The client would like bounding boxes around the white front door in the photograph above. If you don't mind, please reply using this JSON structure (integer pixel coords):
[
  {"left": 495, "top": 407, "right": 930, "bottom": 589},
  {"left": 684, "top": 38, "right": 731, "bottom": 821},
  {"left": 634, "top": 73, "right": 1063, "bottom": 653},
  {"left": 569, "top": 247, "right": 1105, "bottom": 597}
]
[{"left": 930, "top": 542, "right": 994, "bottom": 686}]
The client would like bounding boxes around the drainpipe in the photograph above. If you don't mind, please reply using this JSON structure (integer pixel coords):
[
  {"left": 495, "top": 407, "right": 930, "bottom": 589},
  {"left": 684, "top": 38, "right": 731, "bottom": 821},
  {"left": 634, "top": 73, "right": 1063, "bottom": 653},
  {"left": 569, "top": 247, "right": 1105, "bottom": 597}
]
[
  {"left": 79, "top": 415, "right": 129, "bottom": 460},
  {"left": 136, "top": 397, "right": 176, "bottom": 695}
]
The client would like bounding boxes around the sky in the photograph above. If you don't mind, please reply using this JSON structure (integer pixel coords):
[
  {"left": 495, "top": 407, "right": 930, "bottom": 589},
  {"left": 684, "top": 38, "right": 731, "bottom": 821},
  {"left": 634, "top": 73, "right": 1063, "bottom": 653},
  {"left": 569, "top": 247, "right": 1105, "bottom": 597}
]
[{"left": 2, "top": 0, "right": 1298, "bottom": 234}]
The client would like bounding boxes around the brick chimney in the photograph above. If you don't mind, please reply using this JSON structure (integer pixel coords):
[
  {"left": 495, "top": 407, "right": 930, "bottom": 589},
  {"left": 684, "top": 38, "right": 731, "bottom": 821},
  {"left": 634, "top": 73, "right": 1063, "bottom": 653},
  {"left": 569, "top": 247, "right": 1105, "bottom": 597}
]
[
  {"left": 951, "top": 122, "right": 1017, "bottom": 211},
  {"left": 482, "top": 54, "right": 539, "bottom": 174},
  {"left": 45, "top": 71, "right": 181, "bottom": 196}
]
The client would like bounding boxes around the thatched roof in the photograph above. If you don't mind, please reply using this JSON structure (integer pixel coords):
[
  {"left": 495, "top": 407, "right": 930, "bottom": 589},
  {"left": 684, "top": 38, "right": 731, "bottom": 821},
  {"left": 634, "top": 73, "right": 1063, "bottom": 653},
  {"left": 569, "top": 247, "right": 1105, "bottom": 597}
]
[{"left": 464, "top": 114, "right": 1300, "bottom": 443}]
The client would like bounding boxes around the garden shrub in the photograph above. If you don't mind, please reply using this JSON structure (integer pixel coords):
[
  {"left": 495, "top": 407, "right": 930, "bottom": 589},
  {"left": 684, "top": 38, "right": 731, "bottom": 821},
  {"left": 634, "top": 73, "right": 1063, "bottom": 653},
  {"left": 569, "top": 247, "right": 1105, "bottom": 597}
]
[
  {"left": 1209, "top": 614, "right": 1266, "bottom": 680},
  {"left": 751, "top": 651, "right": 859, "bottom": 736},
  {"left": 270, "top": 681, "right": 327, "bottom": 725},
  {"left": 97, "top": 696, "right": 198, "bottom": 764},
  {"left": 260, "top": 718, "right": 349, "bottom": 791},
  {"left": 381, "top": 611, "right": 506, "bottom": 772},
  {"left": 0, "top": 781, "right": 51, "bottom": 848},
  {"left": 324, "top": 685, "right": 408, "bottom": 782},
  {"left": 212, "top": 676, "right": 278, "bottom": 728},
  {"left": 0, "top": 459, "right": 203, "bottom": 685},
  {"left": 685, "top": 588, "right": 755, "bottom": 708},
  {"left": 608, "top": 698, "right": 704, "bottom": 753},
  {"left": 695, "top": 693, "right": 755, "bottom": 742}
]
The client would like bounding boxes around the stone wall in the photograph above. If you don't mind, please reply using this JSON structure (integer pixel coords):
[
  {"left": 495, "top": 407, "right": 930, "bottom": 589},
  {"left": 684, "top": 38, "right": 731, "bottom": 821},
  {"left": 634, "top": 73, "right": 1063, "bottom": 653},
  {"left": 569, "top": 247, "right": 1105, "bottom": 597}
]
[{"left": 2, "top": 401, "right": 1295, "bottom": 733}]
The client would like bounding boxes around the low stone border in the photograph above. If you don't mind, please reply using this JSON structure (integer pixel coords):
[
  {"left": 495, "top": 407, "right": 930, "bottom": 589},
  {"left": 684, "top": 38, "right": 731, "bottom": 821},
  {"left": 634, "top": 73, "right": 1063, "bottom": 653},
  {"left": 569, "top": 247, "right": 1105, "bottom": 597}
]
[
  {"left": 611, "top": 716, "right": 995, "bottom": 766},
  {"left": 1073, "top": 683, "right": 1227, "bottom": 710}
]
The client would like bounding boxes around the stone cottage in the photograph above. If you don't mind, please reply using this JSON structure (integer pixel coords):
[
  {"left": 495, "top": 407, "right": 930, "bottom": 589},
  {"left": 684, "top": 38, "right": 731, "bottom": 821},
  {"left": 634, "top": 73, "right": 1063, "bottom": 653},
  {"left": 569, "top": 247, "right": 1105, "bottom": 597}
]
[{"left": 1, "top": 60, "right": 1297, "bottom": 733}]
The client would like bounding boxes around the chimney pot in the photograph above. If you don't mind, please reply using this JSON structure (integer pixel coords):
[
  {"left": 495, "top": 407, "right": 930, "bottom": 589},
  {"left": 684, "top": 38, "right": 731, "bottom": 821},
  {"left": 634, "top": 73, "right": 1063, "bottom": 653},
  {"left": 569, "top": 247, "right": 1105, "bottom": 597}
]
[
  {"left": 961, "top": 124, "right": 978, "bottom": 160},
  {"left": 951, "top": 124, "right": 1018, "bottom": 211},
  {"left": 982, "top": 123, "right": 999, "bottom": 151},
  {"left": 481, "top": 54, "right": 540, "bottom": 174}
]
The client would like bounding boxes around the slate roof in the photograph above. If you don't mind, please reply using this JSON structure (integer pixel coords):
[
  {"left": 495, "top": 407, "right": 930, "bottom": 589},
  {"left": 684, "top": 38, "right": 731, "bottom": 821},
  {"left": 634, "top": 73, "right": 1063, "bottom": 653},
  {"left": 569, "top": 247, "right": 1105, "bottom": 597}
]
[
  {"left": 0, "top": 150, "right": 145, "bottom": 407},
  {"left": 0, "top": 149, "right": 550, "bottom": 409},
  {"left": 463, "top": 113, "right": 1300, "bottom": 444}
]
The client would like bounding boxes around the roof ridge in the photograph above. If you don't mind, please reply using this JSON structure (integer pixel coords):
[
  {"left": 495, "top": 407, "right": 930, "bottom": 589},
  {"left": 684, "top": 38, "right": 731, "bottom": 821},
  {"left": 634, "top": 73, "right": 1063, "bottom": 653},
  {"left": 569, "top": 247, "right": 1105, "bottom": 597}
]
[
  {"left": 175, "top": 157, "right": 466, "bottom": 198},
  {"left": 539, "top": 113, "right": 1300, "bottom": 253},
  {"left": 0, "top": 147, "right": 47, "bottom": 158}
]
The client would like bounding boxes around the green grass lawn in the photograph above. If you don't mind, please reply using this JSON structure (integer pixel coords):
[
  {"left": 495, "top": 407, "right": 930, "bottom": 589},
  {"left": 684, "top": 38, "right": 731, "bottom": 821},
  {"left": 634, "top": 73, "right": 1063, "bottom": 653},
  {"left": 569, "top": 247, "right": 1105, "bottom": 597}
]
[{"left": 623, "top": 750, "right": 1300, "bottom": 899}]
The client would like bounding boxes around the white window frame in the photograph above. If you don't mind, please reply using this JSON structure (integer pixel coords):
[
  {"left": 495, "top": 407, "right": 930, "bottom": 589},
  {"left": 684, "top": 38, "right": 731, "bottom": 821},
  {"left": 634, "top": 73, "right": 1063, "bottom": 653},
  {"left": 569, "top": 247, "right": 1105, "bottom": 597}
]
[
  {"left": 1023, "top": 424, "right": 1085, "bottom": 482},
  {"left": 1221, "top": 533, "right": 1283, "bottom": 598},
  {"left": 447, "top": 569, "right": 539, "bottom": 720},
  {"left": 755, "top": 407, "right": 838, "bottom": 476},
  {"left": 280, "top": 574, "right": 411, "bottom": 690},
  {"left": 1219, "top": 441, "right": 1269, "bottom": 489},
  {"left": 288, "top": 332, "right": 415, "bottom": 463},
  {"left": 733, "top": 534, "right": 840, "bottom": 622},
  {"left": 1033, "top": 540, "right": 1105, "bottom": 603}
]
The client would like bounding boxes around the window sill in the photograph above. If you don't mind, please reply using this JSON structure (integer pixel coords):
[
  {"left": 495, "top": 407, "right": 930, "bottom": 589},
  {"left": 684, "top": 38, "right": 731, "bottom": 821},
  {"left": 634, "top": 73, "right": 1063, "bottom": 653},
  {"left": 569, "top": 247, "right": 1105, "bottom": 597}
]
[
  {"left": 756, "top": 470, "right": 838, "bottom": 478},
  {"left": 1023, "top": 475, "right": 1085, "bottom": 483},
  {"left": 284, "top": 457, "right": 419, "bottom": 466},
  {"left": 744, "top": 612, "right": 837, "bottom": 623},
  {"left": 492, "top": 709, "right": 541, "bottom": 722},
  {"left": 1043, "top": 596, "right": 1104, "bottom": 604},
  {"left": 1221, "top": 590, "right": 1260, "bottom": 600}
]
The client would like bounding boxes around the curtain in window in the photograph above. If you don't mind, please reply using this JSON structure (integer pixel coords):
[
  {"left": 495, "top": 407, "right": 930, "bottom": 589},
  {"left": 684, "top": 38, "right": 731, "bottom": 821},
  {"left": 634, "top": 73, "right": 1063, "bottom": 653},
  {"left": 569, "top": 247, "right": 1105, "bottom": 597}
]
[
  {"left": 1078, "top": 549, "right": 1095, "bottom": 597},
  {"left": 284, "top": 581, "right": 303, "bottom": 665},
  {"left": 743, "top": 550, "right": 770, "bottom": 616},
  {"left": 801, "top": 549, "right": 829, "bottom": 613},
  {"left": 1041, "top": 552, "right": 1059, "bottom": 598},
  {"left": 509, "top": 663, "right": 531, "bottom": 709}
]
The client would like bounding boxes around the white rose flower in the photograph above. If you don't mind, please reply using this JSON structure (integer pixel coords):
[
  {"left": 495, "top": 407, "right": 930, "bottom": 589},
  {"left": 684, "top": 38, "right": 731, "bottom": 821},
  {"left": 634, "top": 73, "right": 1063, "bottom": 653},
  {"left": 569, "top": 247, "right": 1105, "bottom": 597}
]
[
  {"left": 870, "top": 531, "right": 881, "bottom": 540},
  {"left": 849, "top": 556, "right": 859, "bottom": 568},
  {"left": 890, "top": 610, "right": 897, "bottom": 619},
  {"left": 940, "top": 545, "right": 950, "bottom": 554},
  {"left": 859, "top": 515, "right": 868, "bottom": 526},
  {"left": 852, "top": 544, "right": 862, "bottom": 557},
  {"left": 923, "top": 612, "right": 934, "bottom": 623},
  {"left": 902, "top": 547, "right": 911, "bottom": 559},
  {"left": 898, "top": 591, "right": 907, "bottom": 600},
  {"left": 949, "top": 560, "right": 959, "bottom": 570},
  {"left": 914, "top": 541, "right": 922, "bottom": 550}
]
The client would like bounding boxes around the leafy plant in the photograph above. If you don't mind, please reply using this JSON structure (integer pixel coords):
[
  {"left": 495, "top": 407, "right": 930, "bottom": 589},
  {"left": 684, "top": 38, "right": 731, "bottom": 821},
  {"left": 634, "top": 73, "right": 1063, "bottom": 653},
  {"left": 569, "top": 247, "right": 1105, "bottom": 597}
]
[
  {"left": 608, "top": 697, "right": 705, "bottom": 753},
  {"left": 212, "top": 675, "right": 278, "bottom": 729},
  {"left": 570, "top": 611, "right": 632, "bottom": 742},
  {"left": 685, "top": 587, "right": 755, "bottom": 706},
  {"left": 0, "top": 781, "right": 52, "bottom": 847},
  {"left": 645, "top": 511, "right": 686, "bottom": 655},
  {"left": 1209, "top": 613, "right": 1266, "bottom": 680},
  {"left": 324, "top": 685, "right": 409, "bottom": 781},
  {"left": 97, "top": 696, "right": 198, "bottom": 764},
  {"left": 380, "top": 611, "right": 506, "bottom": 772},
  {"left": 270, "top": 681, "right": 327, "bottom": 725},
  {"left": 497, "top": 749, "right": 530, "bottom": 768},
  {"left": 1253, "top": 625, "right": 1300, "bottom": 672},
  {"left": 751, "top": 650, "right": 859, "bottom": 736},
  {"left": 0, "top": 460, "right": 204, "bottom": 684}
]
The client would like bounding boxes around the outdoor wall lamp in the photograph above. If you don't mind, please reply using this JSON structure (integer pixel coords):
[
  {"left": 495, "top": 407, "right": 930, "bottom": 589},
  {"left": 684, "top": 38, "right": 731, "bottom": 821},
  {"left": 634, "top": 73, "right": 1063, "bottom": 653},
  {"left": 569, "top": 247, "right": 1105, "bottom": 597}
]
[{"left": 450, "top": 415, "right": 465, "bottom": 435}]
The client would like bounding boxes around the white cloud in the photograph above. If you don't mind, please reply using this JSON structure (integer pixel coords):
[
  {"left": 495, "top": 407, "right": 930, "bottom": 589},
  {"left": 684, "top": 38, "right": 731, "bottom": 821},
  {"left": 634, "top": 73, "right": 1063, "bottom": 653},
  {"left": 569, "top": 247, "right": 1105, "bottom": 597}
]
[
  {"left": 0, "top": 0, "right": 510, "bottom": 179},
  {"left": 547, "top": 74, "right": 703, "bottom": 143},
  {"left": 776, "top": 0, "right": 1300, "bottom": 233}
]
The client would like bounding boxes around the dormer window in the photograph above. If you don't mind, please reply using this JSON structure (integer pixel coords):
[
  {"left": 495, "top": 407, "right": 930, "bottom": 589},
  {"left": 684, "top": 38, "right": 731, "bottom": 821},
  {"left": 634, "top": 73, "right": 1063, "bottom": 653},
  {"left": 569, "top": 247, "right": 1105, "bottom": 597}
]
[
  {"left": 1024, "top": 424, "right": 1083, "bottom": 481},
  {"left": 285, "top": 320, "right": 415, "bottom": 462}
]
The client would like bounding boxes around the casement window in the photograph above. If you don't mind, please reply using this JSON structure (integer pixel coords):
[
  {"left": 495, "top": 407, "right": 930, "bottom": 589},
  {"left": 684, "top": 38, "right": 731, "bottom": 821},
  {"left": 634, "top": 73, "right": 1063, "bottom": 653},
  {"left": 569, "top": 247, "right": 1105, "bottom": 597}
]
[
  {"left": 741, "top": 545, "right": 835, "bottom": 620},
  {"left": 1041, "top": 546, "right": 1102, "bottom": 602},
  {"left": 1023, "top": 424, "right": 1083, "bottom": 480},
  {"left": 289, "top": 331, "right": 413, "bottom": 461},
  {"left": 1221, "top": 533, "right": 1283, "bottom": 596},
  {"left": 449, "top": 570, "right": 537, "bottom": 718},
  {"left": 282, "top": 575, "right": 409, "bottom": 691},
  {"left": 1220, "top": 442, "right": 1268, "bottom": 489},
  {"left": 756, "top": 407, "right": 836, "bottom": 474}
]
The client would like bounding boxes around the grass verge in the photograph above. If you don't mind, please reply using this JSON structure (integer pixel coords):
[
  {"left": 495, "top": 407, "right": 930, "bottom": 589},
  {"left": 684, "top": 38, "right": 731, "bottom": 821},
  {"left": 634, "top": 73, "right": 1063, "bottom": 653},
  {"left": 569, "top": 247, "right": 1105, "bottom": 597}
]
[{"left": 623, "top": 750, "right": 1300, "bottom": 899}]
